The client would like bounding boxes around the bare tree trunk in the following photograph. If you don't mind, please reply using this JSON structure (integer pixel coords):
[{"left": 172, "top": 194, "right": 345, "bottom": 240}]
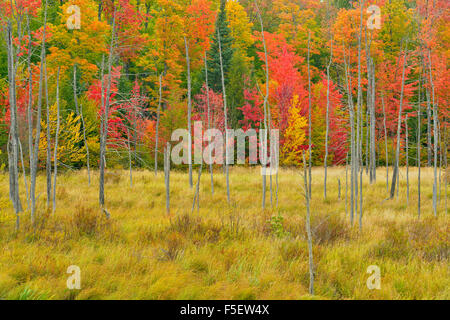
[
  {"left": 426, "top": 89, "right": 432, "bottom": 167},
  {"left": 204, "top": 52, "right": 214, "bottom": 195},
  {"left": 192, "top": 164, "right": 203, "bottom": 214},
  {"left": 26, "top": 14, "right": 33, "bottom": 213},
  {"left": 437, "top": 116, "right": 442, "bottom": 205},
  {"left": 303, "top": 153, "right": 314, "bottom": 296},
  {"left": 382, "top": 95, "right": 389, "bottom": 194},
  {"left": 164, "top": 142, "right": 171, "bottom": 215},
  {"left": 444, "top": 119, "right": 448, "bottom": 215},
  {"left": 255, "top": 0, "right": 269, "bottom": 209},
  {"left": 99, "top": 11, "right": 116, "bottom": 218},
  {"left": 30, "top": 3, "right": 48, "bottom": 224},
  {"left": 80, "top": 104, "right": 91, "bottom": 185},
  {"left": 307, "top": 31, "right": 312, "bottom": 199},
  {"left": 18, "top": 140, "right": 29, "bottom": 211},
  {"left": 428, "top": 49, "right": 438, "bottom": 216},
  {"left": 184, "top": 37, "right": 193, "bottom": 189},
  {"left": 154, "top": 74, "right": 162, "bottom": 176},
  {"left": 217, "top": 30, "right": 230, "bottom": 204},
  {"left": 324, "top": 38, "right": 333, "bottom": 199},
  {"left": 6, "top": 22, "right": 22, "bottom": 226},
  {"left": 370, "top": 59, "right": 377, "bottom": 182},
  {"left": 345, "top": 153, "right": 349, "bottom": 217},
  {"left": 357, "top": 1, "right": 365, "bottom": 231},
  {"left": 126, "top": 128, "right": 133, "bottom": 187},
  {"left": 405, "top": 114, "right": 409, "bottom": 206},
  {"left": 343, "top": 43, "right": 355, "bottom": 225},
  {"left": 53, "top": 68, "right": 60, "bottom": 213},
  {"left": 73, "top": 65, "right": 79, "bottom": 115},
  {"left": 417, "top": 74, "right": 422, "bottom": 218},
  {"left": 44, "top": 61, "right": 52, "bottom": 208},
  {"left": 390, "top": 44, "right": 408, "bottom": 199}
]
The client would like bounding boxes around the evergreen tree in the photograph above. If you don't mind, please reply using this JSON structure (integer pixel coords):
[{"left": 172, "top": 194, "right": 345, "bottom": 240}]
[
  {"left": 228, "top": 49, "right": 247, "bottom": 129},
  {"left": 207, "top": 0, "right": 234, "bottom": 92}
]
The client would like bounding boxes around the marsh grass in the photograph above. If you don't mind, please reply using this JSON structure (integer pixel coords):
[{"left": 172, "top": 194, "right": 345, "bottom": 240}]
[{"left": 0, "top": 167, "right": 448, "bottom": 299}]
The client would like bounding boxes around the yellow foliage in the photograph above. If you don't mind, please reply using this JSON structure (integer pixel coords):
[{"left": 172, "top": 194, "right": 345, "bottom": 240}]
[
  {"left": 226, "top": 0, "right": 254, "bottom": 63},
  {"left": 282, "top": 95, "right": 308, "bottom": 166},
  {"left": 39, "top": 104, "right": 87, "bottom": 166}
]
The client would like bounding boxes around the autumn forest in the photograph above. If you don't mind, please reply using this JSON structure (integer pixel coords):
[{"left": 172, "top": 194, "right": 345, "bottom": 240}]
[{"left": 0, "top": 0, "right": 448, "bottom": 301}]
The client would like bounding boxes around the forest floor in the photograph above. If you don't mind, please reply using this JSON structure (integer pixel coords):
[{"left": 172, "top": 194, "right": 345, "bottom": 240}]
[{"left": 0, "top": 167, "right": 448, "bottom": 300}]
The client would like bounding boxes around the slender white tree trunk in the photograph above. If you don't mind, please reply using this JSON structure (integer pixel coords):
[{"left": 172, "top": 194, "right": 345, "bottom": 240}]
[
  {"left": 324, "top": 38, "right": 333, "bottom": 199},
  {"left": 52, "top": 68, "right": 60, "bottom": 213},
  {"left": 184, "top": 37, "right": 193, "bottom": 189},
  {"left": 303, "top": 153, "right": 314, "bottom": 295},
  {"left": 217, "top": 30, "right": 230, "bottom": 204},
  {"left": 99, "top": 11, "right": 116, "bottom": 218},
  {"left": 390, "top": 43, "right": 408, "bottom": 199},
  {"left": 154, "top": 74, "right": 162, "bottom": 176}
]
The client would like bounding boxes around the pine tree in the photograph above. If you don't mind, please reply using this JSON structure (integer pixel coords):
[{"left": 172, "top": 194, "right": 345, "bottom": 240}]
[
  {"left": 207, "top": 0, "right": 233, "bottom": 93},
  {"left": 227, "top": 49, "right": 247, "bottom": 129}
]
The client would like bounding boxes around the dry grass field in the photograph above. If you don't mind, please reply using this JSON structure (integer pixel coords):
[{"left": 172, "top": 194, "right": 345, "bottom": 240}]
[{"left": 0, "top": 167, "right": 448, "bottom": 300}]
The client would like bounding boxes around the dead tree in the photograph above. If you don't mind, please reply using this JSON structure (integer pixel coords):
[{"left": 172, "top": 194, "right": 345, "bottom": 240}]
[
  {"left": 6, "top": 21, "right": 23, "bottom": 227},
  {"left": 307, "top": 31, "right": 312, "bottom": 199},
  {"left": 417, "top": 73, "right": 422, "bottom": 218},
  {"left": 44, "top": 61, "right": 52, "bottom": 208},
  {"left": 255, "top": 0, "right": 269, "bottom": 209},
  {"left": 426, "top": 89, "right": 432, "bottom": 166},
  {"left": 390, "top": 43, "right": 408, "bottom": 199},
  {"left": 52, "top": 68, "right": 61, "bottom": 213},
  {"left": 381, "top": 95, "right": 389, "bottom": 194},
  {"left": 154, "top": 74, "right": 162, "bottom": 176},
  {"left": 73, "top": 65, "right": 79, "bottom": 115},
  {"left": 184, "top": 37, "right": 193, "bottom": 189},
  {"left": 204, "top": 52, "right": 214, "bottom": 195},
  {"left": 99, "top": 11, "right": 116, "bottom": 219},
  {"left": 343, "top": 43, "right": 356, "bottom": 225},
  {"left": 405, "top": 114, "right": 409, "bottom": 206},
  {"left": 324, "top": 37, "right": 333, "bottom": 199},
  {"left": 302, "top": 153, "right": 314, "bottom": 295},
  {"left": 357, "top": 1, "right": 365, "bottom": 231},
  {"left": 164, "top": 142, "right": 171, "bottom": 215},
  {"left": 427, "top": 49, "right": 438, "bottom": 216},
  {"left": 80, "top": 104, "right": 91, "bottom": 185},
  {"left": 217, "top": 30, "right": 230, "bottom": 204},
  {"left": 30, "top": 2, "right": 48, "bottom": 224},
  {"left": 126, "top": 127, "right": 133, "bottom": 187}
]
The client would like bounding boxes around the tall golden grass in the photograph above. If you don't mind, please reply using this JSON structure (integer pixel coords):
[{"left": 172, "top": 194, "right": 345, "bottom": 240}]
[{"left": 0, "top": 167, "right": 448, "bottom": 299}]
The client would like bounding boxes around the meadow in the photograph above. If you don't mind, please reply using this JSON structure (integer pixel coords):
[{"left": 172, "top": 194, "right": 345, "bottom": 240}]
[{"left": 0, "top": 167, "right": 448, "bottom": 300}]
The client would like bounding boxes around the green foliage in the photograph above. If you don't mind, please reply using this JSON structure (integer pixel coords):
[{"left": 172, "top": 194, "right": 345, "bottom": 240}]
[
  {"left": 268, "top": 213, "right": 290, "bottom": 238},
  {"left": 206, "top": 0, "right": 234, "bottom": 92}
]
